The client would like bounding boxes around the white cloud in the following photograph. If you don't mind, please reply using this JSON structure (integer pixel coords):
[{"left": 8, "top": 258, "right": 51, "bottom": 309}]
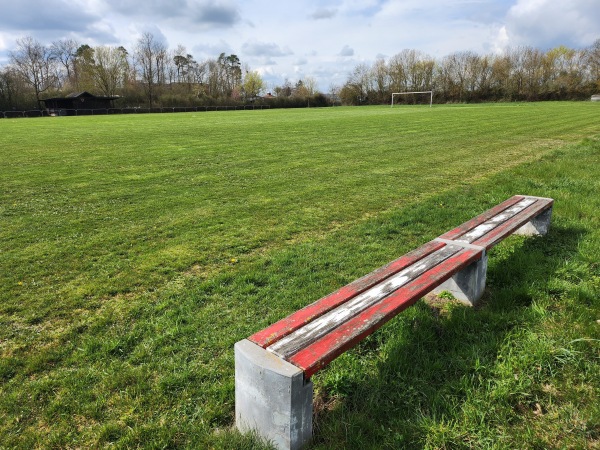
[
  {"left": 504, "top": 0, "right": 600, "bottom": 49},
  {"left": 493, "top": 25, "right": 510, "bottom": 53},
  {"left": 192, "top": 40, "right": 234, "bottom": 59}
]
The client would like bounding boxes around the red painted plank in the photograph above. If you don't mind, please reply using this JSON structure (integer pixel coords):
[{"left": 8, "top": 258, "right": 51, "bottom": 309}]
[
  {"left": 249, "top": 240, "right": 445, "bottom": 348},
  {"left": 268, "top": 245, "right": 462, "bottom": 359},
  {"left": 439, "top": 196, "right": 523, "bottom": 241},
  {"left": 473, "top": 198, "right": 553, "bottom": 249},
  {"left": 288, "top": 248, "right": 482, "bottom": 378}
]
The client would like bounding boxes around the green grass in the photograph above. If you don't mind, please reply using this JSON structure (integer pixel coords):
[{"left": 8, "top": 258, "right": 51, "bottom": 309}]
[{"left": 1, "top": 103, "right": 599, "bottom": 448}]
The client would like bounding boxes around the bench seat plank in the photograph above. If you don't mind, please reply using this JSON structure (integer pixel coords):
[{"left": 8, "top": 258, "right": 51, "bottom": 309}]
[
  {"left": 440, "top": 195, "right": 553, "bottom": 249},
  {"left": 471, "top": 198, "right": 553, "bottom": 249},
  {"left": 249, "top": 240, "right": 446, "bottom": 348},
  {"left": 439, "top": 195, "right": 524, "bottom": 241},
  {"left": 288, "top": 247, "right": 482, "bottom": 378},
  {"left": 450, "top": 196, "right": 536, "bottom": 245},
  {"left": 267, "top": 243, "right": 472, "bottom": 360}
]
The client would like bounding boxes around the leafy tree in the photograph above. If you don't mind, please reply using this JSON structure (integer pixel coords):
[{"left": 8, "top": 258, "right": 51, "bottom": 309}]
[
  {"left": 73, "top": 44, "right": 96, "bottom": 92},
  {"left": 92, "top": 46, "right": 129, "bottom": 97},
  {"left": 242, "top": 70, "right": 264, "bottom": 99},
  {"left": 218, "top": 53, "right": 242, "bottom": 97}
]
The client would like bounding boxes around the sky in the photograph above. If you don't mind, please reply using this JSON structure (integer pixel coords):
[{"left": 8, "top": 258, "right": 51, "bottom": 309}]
[{"left": 0, "top": 0, "right": 599, "bottom": 91}]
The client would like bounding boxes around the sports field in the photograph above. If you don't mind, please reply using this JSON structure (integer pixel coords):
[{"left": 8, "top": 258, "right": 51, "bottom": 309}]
[{"left": 1, "top": 103, "right": 599, "bottom": 448}]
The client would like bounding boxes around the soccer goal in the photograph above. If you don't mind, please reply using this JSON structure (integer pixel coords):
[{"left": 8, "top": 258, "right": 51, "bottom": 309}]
[{"left": 391, "top": 91, "right": 433, "bottom": 107}]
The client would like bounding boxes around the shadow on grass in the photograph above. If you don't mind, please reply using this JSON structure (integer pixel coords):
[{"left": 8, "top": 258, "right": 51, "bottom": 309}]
[{"left": 311, "top": 224, "right": 586, "bottom": 449}]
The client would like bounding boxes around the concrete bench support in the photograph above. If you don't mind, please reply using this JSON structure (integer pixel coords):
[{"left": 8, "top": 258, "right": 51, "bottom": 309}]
[
  {"left": 432, "top": 240, "right": 488, "bottom": 306},
  {"left": 235, "top": 339, "right": 313, "bottom": 450},
  {"left": 515, "top": 205, "right": 553, "bottom": 236}
]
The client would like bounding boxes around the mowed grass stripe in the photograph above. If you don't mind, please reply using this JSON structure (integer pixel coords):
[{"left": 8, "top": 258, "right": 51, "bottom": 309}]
[
  {"left": 0, "top": 103, "right": 599, "bottom": 448},
  {"left": 2, "top": 104, "right": 597, "bottom": 309}
]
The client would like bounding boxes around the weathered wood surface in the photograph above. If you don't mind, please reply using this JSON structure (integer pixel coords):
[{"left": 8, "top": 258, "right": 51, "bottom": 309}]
[
  {"left": 249, "top": 240, "right": 445, "bottom": 348},
  {"left": 439, "top": 196, "right": 524, "bottom": 241},
  {"left": 267, "top": 244, "right": 477, "bottom": 360},
  {"left": 247, "top": 194, "right": 553, "bottom": 379},
  {"left": 471, "top": 198, "right": 553, "bottom": 248},
  {"left": 441, "top": 195, "right": 553, "bottom": 249},
  {"left": 288, "top": 247, "right": 481, "bottom": 378},
  {"left": 451, "top": 197, "right": 537, "bottom": 245}
]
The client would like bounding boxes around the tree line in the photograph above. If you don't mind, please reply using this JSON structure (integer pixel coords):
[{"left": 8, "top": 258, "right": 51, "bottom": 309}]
[
  {"left": 1, "top": 33, "right": 301, "bottom": 111},
  {"left": 0, "top": 33, "right": 333, "bottom": 111},
  {"left": 338, "top": 41, "right": 600, "bottom": 105},
  {"left": 1, "top": 33, "right": 599, "bottom": 110}
]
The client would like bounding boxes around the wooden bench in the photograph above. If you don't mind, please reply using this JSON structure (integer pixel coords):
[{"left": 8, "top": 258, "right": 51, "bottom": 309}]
[{"left": 235, "top": 195, "right": 553, "bottom": 450}]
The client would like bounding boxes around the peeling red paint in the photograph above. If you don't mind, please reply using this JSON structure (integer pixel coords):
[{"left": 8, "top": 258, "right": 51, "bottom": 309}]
[
  {"left": 440, "top": 196, "right": 523, "bottom": 241},
  {"left": 246, "top": 195, "right": 554, "bottom": 379},
  {"left": 290, "top": 248, "right": 481, "bottom": 378},
  {"left": 249, "top": 240, "right": 445, "bottom": 348}
]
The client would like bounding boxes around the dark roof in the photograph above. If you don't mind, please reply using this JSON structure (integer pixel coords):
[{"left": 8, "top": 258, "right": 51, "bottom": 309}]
[
  {"left": 66, "top": 91, "right": 94, "bottom": 98},
  {"left": 43, "top": 91, "right": 120, "bottom": 102}
]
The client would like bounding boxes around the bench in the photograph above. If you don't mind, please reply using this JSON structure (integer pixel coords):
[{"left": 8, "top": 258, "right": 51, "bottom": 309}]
[{"left": 235, "top": 195, "right": 553, "bottom": 450}]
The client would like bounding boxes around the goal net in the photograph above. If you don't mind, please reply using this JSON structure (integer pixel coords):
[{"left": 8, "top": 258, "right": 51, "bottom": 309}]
[{"left": 391, "top": 91, "right": 433, "bottom": 107}]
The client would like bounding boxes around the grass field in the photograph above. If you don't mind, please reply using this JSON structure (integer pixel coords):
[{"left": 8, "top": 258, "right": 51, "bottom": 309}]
[{"left": 1, "top": 103, "right": 599, "bottom": 449}]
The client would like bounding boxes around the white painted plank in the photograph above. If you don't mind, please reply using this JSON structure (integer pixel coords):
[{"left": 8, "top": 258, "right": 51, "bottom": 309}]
[
  {"left": 268, "top": 245, "right": 464, "bottom": 359},
  {"left": 456, "top": 197, "right": 536, "bottom": 244}
]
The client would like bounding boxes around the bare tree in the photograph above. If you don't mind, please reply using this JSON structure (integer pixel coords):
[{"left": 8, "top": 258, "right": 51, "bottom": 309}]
[
  {"left": 328, "top": 83, "right": 341, "bottom": 105},
  {"left": 274, "top": 79, "right": 293, "bottom": 97},
  {"left": 370, "top": 58, "right": 389, "bottom": 103},
  {"left": 135, "top": 32, "right": 167, "bottom": 107},
  {"left": 0, "top": 67, "right": 23, "bottom": 109},
  {"left": 50, "top": 38, "right": 79, "bottom": 88},
  {"left": 9, "top": 36, "right": 58, "bottom": 107},
  {"left": 348, "top": 64, "right": 372, "bottom": 103},
  {"left": 388, "top": 52, "right": 408, "bottom": 92},
  {"left": 585, "top": 39, "right": 600, "bottom": 92}
]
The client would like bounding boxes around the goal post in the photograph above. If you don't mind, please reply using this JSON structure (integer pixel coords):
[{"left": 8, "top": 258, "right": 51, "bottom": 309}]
[{"left": 391, "top": 91, "right": 433, "bottom": 107}]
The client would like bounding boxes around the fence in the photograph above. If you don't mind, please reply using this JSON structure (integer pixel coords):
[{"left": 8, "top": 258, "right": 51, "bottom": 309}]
[{"left": 0, "top": 104, "right": 272, "bottom": 119}]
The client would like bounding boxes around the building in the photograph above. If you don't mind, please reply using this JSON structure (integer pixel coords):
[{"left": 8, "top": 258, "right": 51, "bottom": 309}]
[{"left": 42, "top": 92, "right": 120, "bottom": 115}]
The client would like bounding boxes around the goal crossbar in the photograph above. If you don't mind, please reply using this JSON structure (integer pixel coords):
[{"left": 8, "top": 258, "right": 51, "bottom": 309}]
[{"left": 391, "top": 91, "right": 433, "bottom": 107}]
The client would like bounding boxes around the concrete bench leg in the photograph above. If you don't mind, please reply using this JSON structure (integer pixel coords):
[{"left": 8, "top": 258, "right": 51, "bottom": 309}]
[
  {"left": 235, "top": 339, "right": 313, "bottom": 450},
  {"left": 432, "top": 252, "right": 488, "bottom": 306},
  {"left": 515, "top": 206, "right": 552, "bottom": 236}
]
